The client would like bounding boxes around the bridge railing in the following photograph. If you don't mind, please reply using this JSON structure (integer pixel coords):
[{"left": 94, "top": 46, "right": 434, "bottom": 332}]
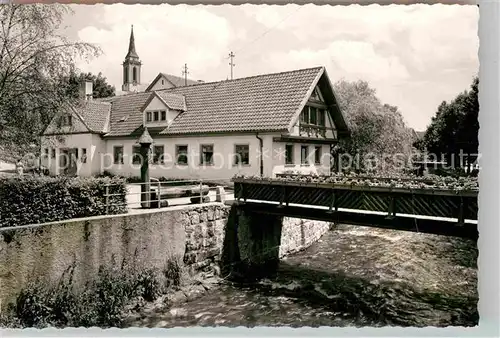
[
  {"left": 103, "top": 177, "right": 235, "bottom": 214},
  {"left": 232, "top": 177, "right": 478, "bottom": 224}
]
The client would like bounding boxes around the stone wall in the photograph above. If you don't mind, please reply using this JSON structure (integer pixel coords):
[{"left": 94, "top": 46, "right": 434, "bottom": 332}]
[
  {"left": 182, "top": 205, "right": 228, "bottom": 274},
  {"left": 0, "top": 203, "right": 331, "bottom": 312},
  {"left": 279, "top": 218, "right": 332, "bottom": 257},
  {"left": 0, "top": 208, "right": 187, "bottom": 312}
]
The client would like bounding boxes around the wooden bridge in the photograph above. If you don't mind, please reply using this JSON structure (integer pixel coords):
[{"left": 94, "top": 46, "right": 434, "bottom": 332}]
[{"left": 231, "top": 177, "right": 478, "bottom": 240}]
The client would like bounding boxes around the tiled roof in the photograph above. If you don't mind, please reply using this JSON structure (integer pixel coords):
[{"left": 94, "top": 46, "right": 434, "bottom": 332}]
[
  {"left": 43, "top": 101, "right": 111, "bottom": 135},
  {"left": 160, "top": 67, "right": 324, "bottom": 135},
  {"left": 102, "top": 66, "right": 349, "bottom": 137},
  {"left": 104, "top": 91, "right": 153, "bottom": 137},
  {"left": 161, "top": 73, "right": 199, "bottom": 87},
  {"left": 74, "top": 101, "right": 112, "bottom": 133},
  {"left": 145, "top": 72, "right": 200, "bottom": 92},
  {"left": 155, "top": 92, "right": 187, "bottom": 111}
]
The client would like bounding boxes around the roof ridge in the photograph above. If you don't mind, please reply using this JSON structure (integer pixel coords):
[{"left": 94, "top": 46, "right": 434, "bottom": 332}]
[
  {"left": 80, "top": 100, "right": 112, "bottom": 106},
  {"left": 155, "top": 66, "right": 325, "bottom": 93}
]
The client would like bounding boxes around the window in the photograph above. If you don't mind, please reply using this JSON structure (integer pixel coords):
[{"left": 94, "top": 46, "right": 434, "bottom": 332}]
[
  {"left": 153, "top": 111, "right": 159, "bottom": 121},
  {"left": 200, "top": 144, "right": 214, "bottom": 165},
  {"left": 124, "top": 67, "right": 128, "bottom": 83},
  {"left": 74, "top": 148, "right": 79, "bottom": 160},
  {"left": 301, "top": 145, "right": 309, "bottom": 165},
  {"left": 285, "top": 144, "right": 294, "bottom": 165},
  {"left": 176, "top": 145, "right": 188, "bottom": 165},
  {"left": 160, "top": 110, "right": 166, "bottom": 121},
  {"left": 133, "top": 67, "right": 137, "bottom": 83},
  {"left": 310, "top": 107, "right": 317, "bottom": 125},
  {"left": 132, "top": 145, "right": 142, "bottom": 165},
  {"left": 318, "top": 109, "right": 325, "bottom": 126},
  {"left": 234, "top": 144, "right": 250, "bottom": 165},
  {"left": 311, "top": 87, "right": 323, "bottom": 102},
  {"left": 146, "top": 111, "right": 152, "bottom": 122},
  {"left": 81, "top": 148, "right": 87, "bottom": 163},
  {"left": 153, "top": 145, "right": 164, "bottom": 164},
  {"left": 113, "top": 146, "right": 124, "bottom": 164},
  {"left": 44, "top": 148, "right": 49, "bottom": 157},
  {"left": 300, "top": 106, "right": 309, "bottom": 123},
  {"left": 161, "top": 79, "right": 164, "bottom": 85},
  {"left": 311, "top": 88, "right": 319, "bottom": 101},
  {"left": 61, "top": 114, "right": 72, "bottom": 127},
  {"left": 314, "top": 146, "right": 322, "bottom": 165},
  {"left": 60, "top": 149, "right": 68, "bottom": 168},
  {"left": 51, "top": 149, "right": 56, "bottom": 158}
]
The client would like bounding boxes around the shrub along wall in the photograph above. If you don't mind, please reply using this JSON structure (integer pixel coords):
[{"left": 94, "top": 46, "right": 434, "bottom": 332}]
[{"left": 0, "top": 176, "right": 127, "bottom": 228}]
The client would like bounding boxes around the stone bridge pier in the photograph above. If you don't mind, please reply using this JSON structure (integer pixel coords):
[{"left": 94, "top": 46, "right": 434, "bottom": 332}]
[{"left": 221, "top": 206, "right": 284, "bottom": 281}]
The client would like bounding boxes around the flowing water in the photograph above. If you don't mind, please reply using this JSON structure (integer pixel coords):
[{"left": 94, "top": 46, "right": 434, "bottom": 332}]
[{"left": 127, "top": 224, "right": 478, "bottom": 328}]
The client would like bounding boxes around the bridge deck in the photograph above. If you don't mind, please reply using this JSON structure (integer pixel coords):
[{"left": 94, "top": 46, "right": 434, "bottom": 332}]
[{"left": 226, "top": 200, "right": 478, "bottom": 240}]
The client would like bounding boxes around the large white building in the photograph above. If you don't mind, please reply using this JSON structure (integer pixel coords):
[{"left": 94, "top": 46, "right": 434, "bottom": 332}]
[{"left": 41, "top": 26, "right": 350, "bottom": 179}]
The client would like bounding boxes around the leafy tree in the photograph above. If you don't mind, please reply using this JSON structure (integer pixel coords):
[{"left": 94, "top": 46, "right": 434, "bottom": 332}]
[
  {"left": 333, "top": 79, "right": 415, "bottom": 173},
  {"left": 0, "top": 4, "right": 101, "bottom": 162},
  {"left": 62, "top": 71, "right": 116, "bottom": 100},
  {"left": 419, "top": 76, "right": 478, "bottom": 168}
]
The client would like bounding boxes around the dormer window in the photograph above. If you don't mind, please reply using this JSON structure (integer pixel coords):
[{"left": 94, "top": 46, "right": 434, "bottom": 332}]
[{"left": 146, "top": 110, "right": 168, "bottom": 123}]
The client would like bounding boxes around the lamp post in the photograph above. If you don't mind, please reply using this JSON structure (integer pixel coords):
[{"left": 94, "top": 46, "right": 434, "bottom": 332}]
[{"left": 138, "top": 127, "right": 153, "bottom": 208}]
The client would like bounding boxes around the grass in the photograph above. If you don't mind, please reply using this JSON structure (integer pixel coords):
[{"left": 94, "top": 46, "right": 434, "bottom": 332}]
[{"left": 0, "top": 257, "right": 184, "bottom": 328}]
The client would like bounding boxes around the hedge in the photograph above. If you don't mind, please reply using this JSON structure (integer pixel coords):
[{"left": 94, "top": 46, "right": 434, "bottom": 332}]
[{"left": 0, "top": 176, "right": 127, "bottom": 228}]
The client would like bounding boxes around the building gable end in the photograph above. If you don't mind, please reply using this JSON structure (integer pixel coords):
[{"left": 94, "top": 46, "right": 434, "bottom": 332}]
[
  {"left": 43, "top": 105, "right": 93, "bottom": 135},
  {"left": 286, "top": 68, "right": 325, "bottom": 133}
]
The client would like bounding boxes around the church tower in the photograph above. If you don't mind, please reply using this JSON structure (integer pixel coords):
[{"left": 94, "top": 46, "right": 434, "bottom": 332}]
[{"left": 122, "top": 25, "right": 142, "bottom": 92}]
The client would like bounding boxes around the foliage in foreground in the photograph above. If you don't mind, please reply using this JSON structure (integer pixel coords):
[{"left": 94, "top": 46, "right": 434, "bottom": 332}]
[
  {"left": 0, "top": 257, "right": 184, "bottom": 328},
  {"left": 0, "top": 4, "right": 101, "bottom": 162},
  {"left": 0, "top": 176, "right": 127, "bottom": 228}
]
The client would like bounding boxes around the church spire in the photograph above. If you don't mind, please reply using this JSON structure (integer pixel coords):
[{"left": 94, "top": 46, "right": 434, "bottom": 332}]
[
  {"left": 122, "top": 24, "right": 142, "bottom": 92},
  {"left": 125, "top": 24, "right": 139, "bottom": 59}
]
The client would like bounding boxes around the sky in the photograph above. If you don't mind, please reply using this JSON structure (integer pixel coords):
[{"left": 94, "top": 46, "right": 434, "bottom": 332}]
[{"left": 63, "top": 4, "right": 479, "bottom": 132}]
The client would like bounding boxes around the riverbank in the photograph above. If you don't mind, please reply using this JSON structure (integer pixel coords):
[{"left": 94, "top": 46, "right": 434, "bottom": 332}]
[{"left": 124, "top": 224, "right": 477, "bottom": 328}]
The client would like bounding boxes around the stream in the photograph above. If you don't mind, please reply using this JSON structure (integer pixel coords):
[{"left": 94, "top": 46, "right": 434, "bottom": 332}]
[{"left": 126, "top": 224, "right": 478, "bottom": 328}]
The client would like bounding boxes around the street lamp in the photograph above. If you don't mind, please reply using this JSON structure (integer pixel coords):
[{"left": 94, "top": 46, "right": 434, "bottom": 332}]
[{"left": 138, "top": 127, "right": 153, "bottom": 208}]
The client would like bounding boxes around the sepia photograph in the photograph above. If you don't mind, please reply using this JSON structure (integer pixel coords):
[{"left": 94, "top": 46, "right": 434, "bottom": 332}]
[{"left": 0, "top": 2, "right": 480, "bottom": 330}]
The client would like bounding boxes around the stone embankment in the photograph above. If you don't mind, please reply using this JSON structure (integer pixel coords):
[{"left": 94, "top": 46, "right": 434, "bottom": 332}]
[{"left": 0, "top": 203, "right": 332, "bottom": 313}]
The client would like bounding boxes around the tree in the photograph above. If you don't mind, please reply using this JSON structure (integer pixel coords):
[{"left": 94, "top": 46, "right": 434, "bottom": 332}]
[
  {"left": 420, "top": 76, "right": 478, "bottom": 168},
  {"left": 62, "top": 71, "right": 116, "bottom": 100},
  {"left": 333, "top": 79, "right": 415, "bottom": 173},
  {"left": 0, "top": 4, "right": 101, "bottom": 162}
]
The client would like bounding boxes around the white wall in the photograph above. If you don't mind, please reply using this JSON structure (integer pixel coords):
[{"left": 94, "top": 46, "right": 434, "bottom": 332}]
[
  {"left": 104, "top": 134, "right": 277, "bottom": 180},
  {"left": 272, "top": 143, "right": 331, "bottom": 176},
  {"left": 42, "top": 132, "right": 332, "bottom": 179},
  {"left": 41, "top": 134, "right": 106, "bottom": 177}
]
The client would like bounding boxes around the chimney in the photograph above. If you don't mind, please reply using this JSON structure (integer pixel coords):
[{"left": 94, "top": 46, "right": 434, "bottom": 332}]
[{"left": 79, "top": 80, "right": 93, "bottom": 101}]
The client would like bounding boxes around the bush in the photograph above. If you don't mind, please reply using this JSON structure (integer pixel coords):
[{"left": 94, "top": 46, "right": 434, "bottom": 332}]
[
  {"left": 0, "top": 176, "right": 127, "bottom": 228},
  {"left": 1, "top": 263, "right": 165, "bottom": 328}
]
